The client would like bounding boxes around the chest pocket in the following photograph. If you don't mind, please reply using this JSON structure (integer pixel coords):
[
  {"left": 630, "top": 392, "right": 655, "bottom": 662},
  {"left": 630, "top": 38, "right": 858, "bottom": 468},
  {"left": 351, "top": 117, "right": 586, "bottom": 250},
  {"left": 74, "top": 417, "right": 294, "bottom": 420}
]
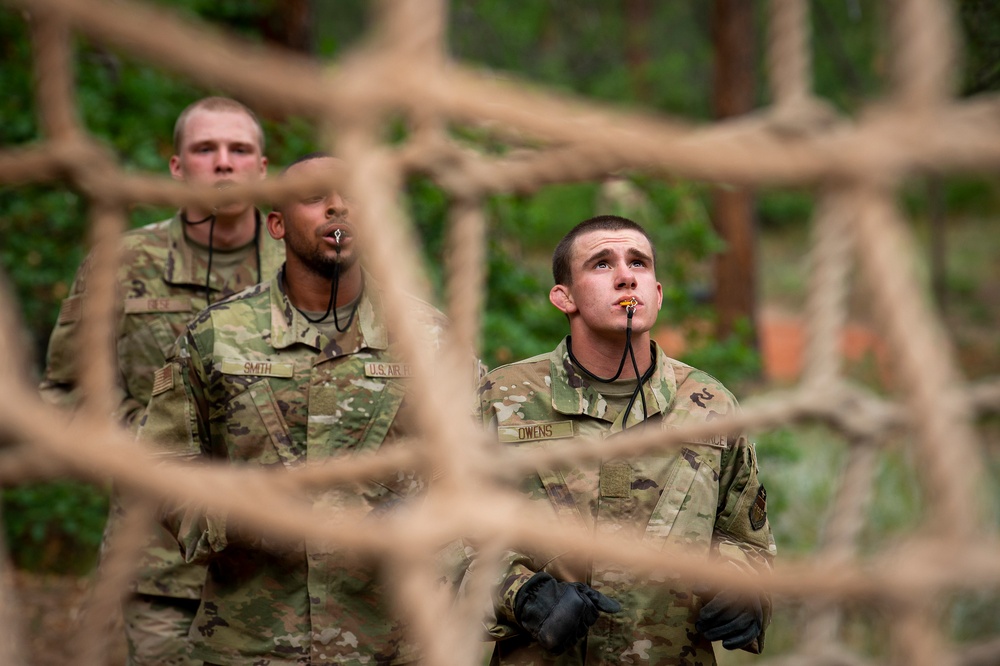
[
  {"left": 209, "top": 377, "right": 296, "bottom": 468},
  {"left": 642, "top": 437, "right": 726, "bottom": 549},
  {"left": 307, "top": 376, "right": 406, "bottom": 459}
]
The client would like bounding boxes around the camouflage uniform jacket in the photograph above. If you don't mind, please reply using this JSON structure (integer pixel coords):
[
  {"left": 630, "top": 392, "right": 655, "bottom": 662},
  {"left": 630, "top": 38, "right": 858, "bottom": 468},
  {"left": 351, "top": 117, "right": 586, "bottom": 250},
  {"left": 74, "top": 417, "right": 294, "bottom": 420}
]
[
  {"left": 476, "top": 338, "right": 776, "bottom": 666},
  {"left": 138, "top": 268, "right": 448, "bottom": 666},
  {"left": 39, "top": 212, "right": 284, "bottom": 599}
]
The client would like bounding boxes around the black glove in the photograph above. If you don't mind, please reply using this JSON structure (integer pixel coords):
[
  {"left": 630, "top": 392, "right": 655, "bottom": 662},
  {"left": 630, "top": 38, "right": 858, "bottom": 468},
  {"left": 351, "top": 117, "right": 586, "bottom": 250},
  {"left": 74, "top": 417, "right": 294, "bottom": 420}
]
[
  {"left": 514, "top": 571, "right": 621, "bottom": 654},
  {"left": 695, "top": 587, "right": 763, "bottom": 650}
]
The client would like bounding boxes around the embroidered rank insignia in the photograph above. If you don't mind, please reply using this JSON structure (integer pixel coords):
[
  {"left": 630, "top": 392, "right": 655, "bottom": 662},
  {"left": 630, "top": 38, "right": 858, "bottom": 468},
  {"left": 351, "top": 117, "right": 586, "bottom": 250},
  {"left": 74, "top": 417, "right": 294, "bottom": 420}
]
[
  {"left": 599, "top": 461, "right": 632, "bottom": 498},
  {"left": 749, "top": 485, "right": 767, "bottom": 531},
  {"left": 151, "top": 366, "right": 174, "bottom": 397}
]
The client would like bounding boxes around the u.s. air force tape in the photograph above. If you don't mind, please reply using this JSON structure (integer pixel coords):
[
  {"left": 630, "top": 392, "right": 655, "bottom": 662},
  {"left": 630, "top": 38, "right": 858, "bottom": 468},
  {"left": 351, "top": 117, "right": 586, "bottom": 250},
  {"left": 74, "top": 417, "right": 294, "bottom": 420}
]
[
  {"left": 497, "top": 421, "right": 575, "bottom": 443},
  {"left": 364, "top": 362, "right": 412, "bottom": 378}
]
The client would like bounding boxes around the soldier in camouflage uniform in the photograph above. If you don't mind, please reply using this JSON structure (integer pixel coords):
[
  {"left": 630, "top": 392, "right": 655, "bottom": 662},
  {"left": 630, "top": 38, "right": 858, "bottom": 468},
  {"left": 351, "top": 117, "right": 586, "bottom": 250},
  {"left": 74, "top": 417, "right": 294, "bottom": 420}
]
[
  {"left": 475, "top": 215, "right": 776, "bottom": 665},
  {"left": 137, "top": 154, "right": 449, "bottom": 665},
  {"left": 39, "top": 97, "right": 280, "bottom": 666}
]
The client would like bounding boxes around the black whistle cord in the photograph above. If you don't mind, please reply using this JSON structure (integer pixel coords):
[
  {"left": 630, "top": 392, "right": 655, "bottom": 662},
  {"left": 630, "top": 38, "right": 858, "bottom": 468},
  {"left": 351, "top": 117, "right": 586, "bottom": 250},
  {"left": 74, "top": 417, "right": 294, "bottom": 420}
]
[
  {"left": 183, "top": 210, "right": 263, "bottom": 306},
  {"left": 300, "top": 260, "right": 359, "bottom": 331},
  {"left": 182, "top": 210, "right": 217, "bottom": 305},
  {"left": 566, "top": 308, "right": 654, "bottom": 429},
  {"left": 252, "top": 210, "right": 262, "bottom": 285}
]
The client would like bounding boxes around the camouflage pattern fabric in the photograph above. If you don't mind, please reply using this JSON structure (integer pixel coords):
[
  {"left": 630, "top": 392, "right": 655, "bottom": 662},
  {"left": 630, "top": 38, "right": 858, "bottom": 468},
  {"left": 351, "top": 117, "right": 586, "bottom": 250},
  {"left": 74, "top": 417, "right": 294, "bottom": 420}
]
[
  {"left": 41, "top": 212, "right": 283, "bottom": 432},
  {"left": 123, "top": 594, "right": 202, "bottom": 666},
  {"left": 38, "top": 212, "right": 283, "bottom": 663},
  {"left": 138, "top": 268, "right": 449, "bottom": 666},
  {"left": 475, "top": 338, "right": 777, "bottom": 666}
]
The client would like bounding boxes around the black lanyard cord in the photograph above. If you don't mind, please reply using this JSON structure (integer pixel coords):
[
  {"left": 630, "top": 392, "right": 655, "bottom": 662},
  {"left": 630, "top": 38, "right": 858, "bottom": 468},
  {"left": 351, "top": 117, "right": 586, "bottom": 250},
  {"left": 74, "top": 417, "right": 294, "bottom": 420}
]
[
  {"left": 183, "top": 210, "right": 264, "bottom": 306},
  {"left": 565, "top": 308, "right": 655, "bottom": 429},
  {"left": 182, "top": 210, "right": 217, "bottom": 305},
  {"left": 566, "top": 311, "right": 634, "bottom": 383},
  {"left": 622, "top": 341, "right": 655, "bottom": 429},
  {"left": 299, "top": 262, "right": 360, "bottom": 330}
]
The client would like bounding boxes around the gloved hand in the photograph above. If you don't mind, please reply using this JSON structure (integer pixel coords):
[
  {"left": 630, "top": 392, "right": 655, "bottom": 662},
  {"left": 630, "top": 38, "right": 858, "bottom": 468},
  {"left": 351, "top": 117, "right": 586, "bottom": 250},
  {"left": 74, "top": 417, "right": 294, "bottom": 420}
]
[
  {"left": 514, "top": 571, "right": 621, "bottom": 654},
  {"left": 695, "top": 587, "right": 763, "bottom": 650}
]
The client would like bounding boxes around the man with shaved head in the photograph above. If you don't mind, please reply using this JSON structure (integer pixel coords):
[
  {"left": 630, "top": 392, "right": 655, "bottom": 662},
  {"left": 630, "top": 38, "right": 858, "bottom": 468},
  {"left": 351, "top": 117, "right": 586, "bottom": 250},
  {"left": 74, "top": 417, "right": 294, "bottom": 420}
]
[
  {"left": 40, "top": 96, "right": 281, "bottom": 666},
  {"left": 473, "top": 215, "right": 776, "bottom": 665},
  {"left": 138, "top": 154, "right": 455, "bottom": 665}
]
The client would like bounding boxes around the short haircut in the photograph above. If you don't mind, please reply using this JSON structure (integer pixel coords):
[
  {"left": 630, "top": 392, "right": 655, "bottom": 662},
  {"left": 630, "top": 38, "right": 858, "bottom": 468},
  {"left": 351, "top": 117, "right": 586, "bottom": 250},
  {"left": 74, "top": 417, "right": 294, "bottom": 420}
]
[
  {"left": 279, "top": 151, "right": 333, "bottom": 176},
  {"left": 272, "top": 152, "right": 336, "bottom": 213},
  {"left": 172, "top": 96, "right": 265, "bottom": 153},
  {"left": 552, "top": 215, "right": 656, "bottom": 286}
]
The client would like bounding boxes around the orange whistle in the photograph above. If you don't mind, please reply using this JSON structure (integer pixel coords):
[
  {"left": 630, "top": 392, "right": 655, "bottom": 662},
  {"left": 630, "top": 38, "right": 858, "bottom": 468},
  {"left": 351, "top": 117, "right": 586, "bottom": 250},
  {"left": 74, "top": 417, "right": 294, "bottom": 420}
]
[{"left": 619, "top": 298, "right": 637, "bottom": 308}]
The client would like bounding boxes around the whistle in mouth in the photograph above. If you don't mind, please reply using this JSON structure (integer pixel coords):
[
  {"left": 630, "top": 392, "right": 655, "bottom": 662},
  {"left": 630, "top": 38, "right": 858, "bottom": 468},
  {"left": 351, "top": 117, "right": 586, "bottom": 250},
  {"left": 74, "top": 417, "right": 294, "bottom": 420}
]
[{"left": 619, "top": 298, "right": 638, "bottom": 308}]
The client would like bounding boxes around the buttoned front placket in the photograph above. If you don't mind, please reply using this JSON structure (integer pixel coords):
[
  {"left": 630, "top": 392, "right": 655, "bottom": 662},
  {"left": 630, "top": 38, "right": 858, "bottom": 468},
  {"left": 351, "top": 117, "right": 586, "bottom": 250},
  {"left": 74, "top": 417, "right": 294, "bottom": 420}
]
[
  {"left": 269, "top": 274, "right": 411, "bottom": 663},
  {"left": 546, "top": 341, "right": 684, "bottom": 665}
]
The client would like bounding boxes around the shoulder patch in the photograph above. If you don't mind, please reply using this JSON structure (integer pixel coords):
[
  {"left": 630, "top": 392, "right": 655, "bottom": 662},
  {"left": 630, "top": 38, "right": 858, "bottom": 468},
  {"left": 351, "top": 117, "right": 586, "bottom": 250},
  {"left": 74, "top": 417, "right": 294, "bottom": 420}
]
[
  {"left": 57, "top": 296, "right": 82, "bottom": 325},
  {"left": 151, "top": 366, "right": 174, "bottom": 397},
  {"left": 498, "top": 421, "right": 575, "bottom": 443}
]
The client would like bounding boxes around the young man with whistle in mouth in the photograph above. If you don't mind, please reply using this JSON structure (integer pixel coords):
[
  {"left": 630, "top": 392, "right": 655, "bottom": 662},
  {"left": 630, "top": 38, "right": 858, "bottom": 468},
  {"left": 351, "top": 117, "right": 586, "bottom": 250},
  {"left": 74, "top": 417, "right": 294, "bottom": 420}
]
[
  {"left": 39, "top": 96, "right": 282, "bottom": 666},
  {"left": 473, "top": 215, "right": 776, "bottom": 665},
  {"left": 138, "top": 153, "right": 454, "bottom": 665}
]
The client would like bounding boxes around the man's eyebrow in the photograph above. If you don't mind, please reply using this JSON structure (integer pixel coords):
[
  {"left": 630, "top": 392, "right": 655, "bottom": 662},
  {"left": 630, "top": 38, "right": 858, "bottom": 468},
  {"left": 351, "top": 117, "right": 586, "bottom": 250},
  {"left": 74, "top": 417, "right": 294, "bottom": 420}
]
[
  {"left": 580, "top": 247, "right": 653, "bottom": 265},
  {"left": 627, "top": 247, "right": 654, "bottom": 263},
  {"left": 580, "top": 248, "right": 613, "bottom": 266}
]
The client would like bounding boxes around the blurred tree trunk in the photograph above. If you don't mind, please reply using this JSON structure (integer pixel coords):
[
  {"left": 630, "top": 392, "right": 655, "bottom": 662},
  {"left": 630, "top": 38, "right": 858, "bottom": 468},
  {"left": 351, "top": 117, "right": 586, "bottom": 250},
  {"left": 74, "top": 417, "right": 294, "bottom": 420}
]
[
  {"left": 710, "top": 0, "right": 758, "bottom": 345},
  {"left": 261, "top": 0, "right": 314, "bottom": 53},
  {"left": 625, "top": 0, "right": 652, "bottom": 103}
]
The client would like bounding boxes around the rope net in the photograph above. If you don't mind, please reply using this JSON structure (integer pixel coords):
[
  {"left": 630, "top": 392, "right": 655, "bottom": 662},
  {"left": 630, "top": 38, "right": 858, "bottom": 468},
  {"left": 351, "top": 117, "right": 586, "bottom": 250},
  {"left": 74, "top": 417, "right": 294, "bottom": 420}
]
[{"left": 0, "top": 0, "right": 999, "bottom": 665}]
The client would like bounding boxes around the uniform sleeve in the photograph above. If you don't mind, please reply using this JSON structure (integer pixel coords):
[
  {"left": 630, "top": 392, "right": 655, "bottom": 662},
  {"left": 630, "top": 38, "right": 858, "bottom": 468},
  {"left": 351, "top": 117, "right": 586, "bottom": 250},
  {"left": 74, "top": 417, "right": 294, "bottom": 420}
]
[
  {"left": 38, "top": 260, "right": 90, "bottom": 411},
  {"left": 38, "top": 255, "right": 147, "bottom": 432},
  {"left": 714, "top": 429, "right": 777, "bottom": 653},
  {"left": 460, "top": 384, "right": 537, "bottom": 640},
  {"left": 138, "top": 330, "right": 228, "bottom": 564}
]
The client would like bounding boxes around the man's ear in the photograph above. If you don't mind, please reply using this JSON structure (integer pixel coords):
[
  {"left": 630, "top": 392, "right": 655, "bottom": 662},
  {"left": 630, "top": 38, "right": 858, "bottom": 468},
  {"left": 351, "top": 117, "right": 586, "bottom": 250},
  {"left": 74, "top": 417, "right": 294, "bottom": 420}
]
[
  {"left": 266, "top": 211, "right": 285, "bottom": 241},
  {"left": 168, "top": 155, "right": 183, "bottom": 181},
  {"left": 549, "top": 284, "right": 577, "bottom": 315}
]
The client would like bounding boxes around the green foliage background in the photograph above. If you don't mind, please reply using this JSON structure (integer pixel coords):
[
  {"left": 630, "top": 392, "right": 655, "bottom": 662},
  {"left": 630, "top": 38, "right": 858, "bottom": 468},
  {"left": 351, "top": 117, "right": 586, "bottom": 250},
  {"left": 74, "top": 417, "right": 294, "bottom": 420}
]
[{"left": 0, "top": 9, "right": 998, "bottom": 651}]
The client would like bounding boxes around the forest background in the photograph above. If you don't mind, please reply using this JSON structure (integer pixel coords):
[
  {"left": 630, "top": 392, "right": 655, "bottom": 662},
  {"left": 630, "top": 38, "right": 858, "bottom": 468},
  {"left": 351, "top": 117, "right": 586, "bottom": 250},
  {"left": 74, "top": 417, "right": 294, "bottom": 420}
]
[{"left": 1, "top": 1, "right": 999, "bottom": 662}]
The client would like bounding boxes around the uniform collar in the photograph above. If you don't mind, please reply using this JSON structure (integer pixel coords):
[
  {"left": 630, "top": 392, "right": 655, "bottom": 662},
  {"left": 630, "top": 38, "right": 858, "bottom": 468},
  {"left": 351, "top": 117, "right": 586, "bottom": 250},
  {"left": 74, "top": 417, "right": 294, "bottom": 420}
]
[
  {"left": 163, "top": 210, "right": 280, "bottom": 290},
  {"left": 268, "top": 266, "right": 387, "bottom": 359},
  {"left": 548, "top": 336, "right": 676, "bottom": 425}
]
